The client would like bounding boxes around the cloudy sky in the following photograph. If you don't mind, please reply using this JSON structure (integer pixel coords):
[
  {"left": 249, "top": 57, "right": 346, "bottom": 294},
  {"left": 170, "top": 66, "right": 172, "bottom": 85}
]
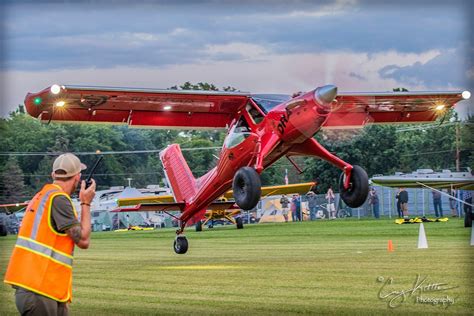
[{"left": 0, "top": 0, "right": 472, "bottom": 117}]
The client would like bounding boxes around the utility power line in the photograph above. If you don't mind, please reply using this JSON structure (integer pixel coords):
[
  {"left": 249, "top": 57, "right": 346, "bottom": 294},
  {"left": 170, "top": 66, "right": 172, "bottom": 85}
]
[
  {"left": 0, "top": 146, "right": 221, "bottom": 156},
  {"left": 395, "top": 122, "right": 473, "bottom": 133},
  {"left": 400, "top": 149, "right": 471, "bottom": 157}
]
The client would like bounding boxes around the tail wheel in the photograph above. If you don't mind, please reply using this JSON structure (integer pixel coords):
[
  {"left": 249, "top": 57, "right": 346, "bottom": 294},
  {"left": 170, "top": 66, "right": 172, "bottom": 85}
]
[
  {"left": 236, "top": 217, "right": 244, "bottom": 229},
  {"left": 233, "top": 167, "right": 261, "bottom": 210},
  {"left": 339, "top": 165, "right": 369, "bottom": 208},
  {"left": 174, "top": 236, "right": 188, "bottom": 254},
  {"left": 195, "top": 221, "right": 203, "bottom": 232}
]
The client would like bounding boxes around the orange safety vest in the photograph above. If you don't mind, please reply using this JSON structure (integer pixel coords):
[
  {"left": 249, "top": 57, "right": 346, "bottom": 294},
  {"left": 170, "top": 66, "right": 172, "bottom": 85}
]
[{"left": 4, "top": 183, "right": 78, "bottom": 302}]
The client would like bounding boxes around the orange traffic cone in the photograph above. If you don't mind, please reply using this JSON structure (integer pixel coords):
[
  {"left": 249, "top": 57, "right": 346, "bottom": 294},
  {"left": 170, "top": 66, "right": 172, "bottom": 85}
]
[{"left": 388, "top": 240, "right": 394, "bottom": 252}]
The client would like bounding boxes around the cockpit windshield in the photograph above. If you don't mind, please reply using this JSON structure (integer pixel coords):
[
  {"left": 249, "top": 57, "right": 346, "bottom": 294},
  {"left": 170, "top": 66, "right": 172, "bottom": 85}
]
[
  {"left": 251, "top": 94, "right": 291, "bottom": 113},
  {"left": 224, "top": 116, "right": 252, "bottom": 149}
]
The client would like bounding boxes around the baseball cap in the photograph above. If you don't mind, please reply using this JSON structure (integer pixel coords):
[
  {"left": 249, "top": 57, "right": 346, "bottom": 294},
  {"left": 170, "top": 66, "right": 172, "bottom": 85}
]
[{"left": 52, "top": 153, "right": 87, "bottom": 178}]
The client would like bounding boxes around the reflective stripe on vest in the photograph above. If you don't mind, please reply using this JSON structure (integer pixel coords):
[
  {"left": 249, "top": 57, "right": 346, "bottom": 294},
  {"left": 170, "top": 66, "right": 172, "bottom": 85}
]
[
  {"left": 30, "top": 188, "right": 60, "bottom": 239},
  {"left": 15, "top": 236, "right": 73, "bottom": 268}
]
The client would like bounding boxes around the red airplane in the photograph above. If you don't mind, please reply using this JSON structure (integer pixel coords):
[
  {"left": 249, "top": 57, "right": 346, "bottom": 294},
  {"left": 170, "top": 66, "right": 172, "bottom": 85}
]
[{"left": 24, "top": 84, "right": 470, "bottom": 253}]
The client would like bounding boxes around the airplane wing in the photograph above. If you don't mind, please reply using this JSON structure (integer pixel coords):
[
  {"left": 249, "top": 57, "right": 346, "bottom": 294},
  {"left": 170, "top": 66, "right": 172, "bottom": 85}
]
[
  {"left": 223, "top": 181, "right": 316, "bottom": 199},
  {"left": 117, "top": 182, "right": 316, "bottom": 207},
  {"left": 24, "top": 85, "right": 250, "bottom": 129},
  {"left": 112, "top": 201, "right": 236, "bottom": 213},
  {"left": 118, "top": 195, "right": 175, "bottom": 207},
  {"left": 323, "top": 91, "right": 467, "bottom": 128},
  {"left": 112, "top": 202, "right": 185, "bottom": 212},
  {"left": 371, "top": 171, "right": 474, "bottom": 190}
]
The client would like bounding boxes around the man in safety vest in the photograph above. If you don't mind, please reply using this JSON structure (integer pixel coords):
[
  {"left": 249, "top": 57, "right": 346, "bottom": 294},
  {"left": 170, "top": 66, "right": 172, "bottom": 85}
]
[{"left": 4, "top": 153, "right": 96, "bottom": 315}]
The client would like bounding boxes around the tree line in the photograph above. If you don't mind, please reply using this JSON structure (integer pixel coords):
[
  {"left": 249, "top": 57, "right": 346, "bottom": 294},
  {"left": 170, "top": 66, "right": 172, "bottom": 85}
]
[{"left": 0, "top": 82, "right": 472, "bottom": 203}]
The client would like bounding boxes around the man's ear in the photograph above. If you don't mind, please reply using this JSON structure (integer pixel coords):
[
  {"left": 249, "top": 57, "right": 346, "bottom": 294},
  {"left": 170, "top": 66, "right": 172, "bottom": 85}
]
[{"left": 51, "top": 172, "right": 55, "bottom": 180}]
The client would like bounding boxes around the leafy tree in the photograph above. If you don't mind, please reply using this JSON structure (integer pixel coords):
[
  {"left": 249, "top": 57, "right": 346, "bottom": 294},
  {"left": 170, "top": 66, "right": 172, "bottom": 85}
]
[
  {"left": 393, "top": 88, "right": 409, "bottom": 92},
  {"left": 178, "top": 81, "right": 218, "bottom": 91},
  {"left": 459, "top": 115, "right": 474, "bottom": 170},
  {"left": 394, "top": 110, "right": 457, "bottom": 171},
  {"left": 0, "top": 156, "right": 26, "bottom": 203}
]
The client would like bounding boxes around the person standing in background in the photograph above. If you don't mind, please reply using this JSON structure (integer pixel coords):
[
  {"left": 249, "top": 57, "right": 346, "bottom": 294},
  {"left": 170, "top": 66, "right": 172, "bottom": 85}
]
[
  {"left": 449, "top": 189, "right": 457, "bottom": 217},
  {"left": 306, "top": 192, "right": 318, "bottom": 220},
  {"left": 369, "top": 188, "right": 380, "bottom": 219},
  {"left": 280, "top": 194, "right": 290, "bottom": 222},
  {"left": 399, "top": 188, "right": 409, "bottom": 218},
  {"left": 395, "top": 188, "right": 403, "bottom": 218},
  {"left": 293, "top": 194, "right": 302, "bottom": 221},
  {"left": 290, "top": 195, "right": 297, "bottom": 222},
  {"left": 432, "top": 190, "right": 443, "bottom": 217},
  {"left": 326, "top": 185, "right": 336, "bottom": 219}
]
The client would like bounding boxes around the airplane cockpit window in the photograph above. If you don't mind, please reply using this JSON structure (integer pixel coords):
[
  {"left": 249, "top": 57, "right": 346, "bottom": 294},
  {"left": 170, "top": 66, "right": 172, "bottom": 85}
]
[
  {"left": 224, "top": 116, "right": 251, "bottom": 148},
  {"left": 251, "top": 94, "right": 291, "bottom": 113},
  {"left": 246, "top": 103, "right": 264, "bottom": 124}
]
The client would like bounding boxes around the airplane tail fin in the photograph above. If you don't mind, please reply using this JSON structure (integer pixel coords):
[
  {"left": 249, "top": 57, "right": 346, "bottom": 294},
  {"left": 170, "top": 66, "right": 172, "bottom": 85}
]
[{"left": 160, "top": 144, "right": 197, "bottom": 203}]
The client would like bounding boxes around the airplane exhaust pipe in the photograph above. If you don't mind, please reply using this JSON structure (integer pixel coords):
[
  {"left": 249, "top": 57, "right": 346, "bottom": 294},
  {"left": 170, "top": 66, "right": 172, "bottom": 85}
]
[{"left": 314, "top": 85, "right": 338, "bottom": 107}]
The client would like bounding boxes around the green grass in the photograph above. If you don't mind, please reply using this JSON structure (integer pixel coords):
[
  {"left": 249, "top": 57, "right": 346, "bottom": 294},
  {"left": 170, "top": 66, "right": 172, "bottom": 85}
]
[{"left": 1, "top": 218, "right": 472, "bottom": 315}]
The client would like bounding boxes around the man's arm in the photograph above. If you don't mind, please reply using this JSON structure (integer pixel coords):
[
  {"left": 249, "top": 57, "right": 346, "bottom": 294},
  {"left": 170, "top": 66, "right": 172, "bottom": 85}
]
[
  {"left": 66, "top": 179, "right": 95, "bottom": 249},
  {"left": 67, "top": 226, "right": 82, "bottom": 244}
]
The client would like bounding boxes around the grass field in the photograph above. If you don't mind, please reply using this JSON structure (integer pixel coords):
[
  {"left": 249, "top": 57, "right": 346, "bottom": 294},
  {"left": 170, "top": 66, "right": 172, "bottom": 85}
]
[{"left": 0, "top": 218, "right": 473, "bottom": 315}]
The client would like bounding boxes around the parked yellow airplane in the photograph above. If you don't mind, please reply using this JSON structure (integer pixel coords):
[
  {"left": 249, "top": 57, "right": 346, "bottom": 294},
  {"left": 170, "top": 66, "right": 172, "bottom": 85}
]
[{"left": 117, "top": 182, "right": 316, "bottom": 230}]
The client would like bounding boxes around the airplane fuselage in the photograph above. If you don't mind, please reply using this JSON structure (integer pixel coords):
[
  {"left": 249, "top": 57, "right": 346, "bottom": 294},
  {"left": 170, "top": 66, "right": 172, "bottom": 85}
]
[{"left": 179, "top": 88, "right": 333, "bottom": 222}]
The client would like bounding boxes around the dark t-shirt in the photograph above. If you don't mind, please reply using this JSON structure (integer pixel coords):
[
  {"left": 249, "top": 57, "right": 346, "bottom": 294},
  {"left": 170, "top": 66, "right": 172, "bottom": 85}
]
[
  {"left": 51, "top": 195, "right": 80, "bottom": 233},
  {"left": 432, "top": 191, "right": 441, "bottom": 201},
  {"left": 399, "top": 191, "right": 409, "bottom": 203}
]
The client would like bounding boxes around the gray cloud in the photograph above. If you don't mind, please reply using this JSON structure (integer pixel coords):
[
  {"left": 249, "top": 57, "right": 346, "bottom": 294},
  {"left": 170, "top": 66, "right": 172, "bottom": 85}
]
[
  {"left": 378, "top": 48, "right": 470, "bottom": 89},
  {"left": 1, "top": 1, "right": 469, "bottom": 71},
  {"left": 349, "top": 72, "right": 367, "bottom": 81}
]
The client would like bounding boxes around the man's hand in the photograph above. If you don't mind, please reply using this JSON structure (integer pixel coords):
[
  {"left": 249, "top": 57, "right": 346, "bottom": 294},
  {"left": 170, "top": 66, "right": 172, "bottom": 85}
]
[{"left": 79, "top": 179, "right": 96, "bottom": 204}]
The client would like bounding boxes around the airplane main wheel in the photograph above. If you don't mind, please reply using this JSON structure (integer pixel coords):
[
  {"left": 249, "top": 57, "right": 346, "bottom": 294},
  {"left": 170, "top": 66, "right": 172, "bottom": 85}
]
[
  {"left": 233, "top": 167, "right": 261, "bottom": 210},
  {"left": 465, "top": 211, "right": 472, "bottom": 228},
  {"left": 339, "top": 165, "right": 369, "bottom": 208},
  {"left": 174, "top": 236, "right": 188, "bottom": 254},
  {"left": 195, "top": 221, "right": 203, "bottom": 232},
  {"left": 236, "top": 217, "right": 244, "bottom": 229}
]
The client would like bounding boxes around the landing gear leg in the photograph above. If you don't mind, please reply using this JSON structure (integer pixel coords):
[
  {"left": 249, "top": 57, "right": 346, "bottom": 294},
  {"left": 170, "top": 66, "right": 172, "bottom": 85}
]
[{"left": 290, "top": 138, "right": 369, "bottom": 208}]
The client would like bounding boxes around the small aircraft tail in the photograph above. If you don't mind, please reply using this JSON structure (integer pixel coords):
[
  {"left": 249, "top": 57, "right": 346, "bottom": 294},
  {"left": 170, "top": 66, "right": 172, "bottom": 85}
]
[{"left": 160, "top": 144, "right": 197, "bottom": 203}]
